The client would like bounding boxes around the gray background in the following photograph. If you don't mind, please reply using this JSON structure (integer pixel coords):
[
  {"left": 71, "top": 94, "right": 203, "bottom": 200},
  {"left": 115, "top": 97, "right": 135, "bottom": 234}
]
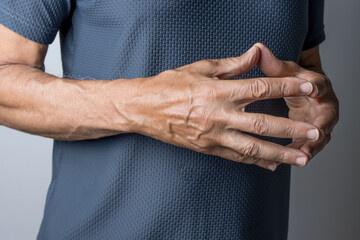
[{"left": 0, "top": 0, "right": 359, "bottom": 239}]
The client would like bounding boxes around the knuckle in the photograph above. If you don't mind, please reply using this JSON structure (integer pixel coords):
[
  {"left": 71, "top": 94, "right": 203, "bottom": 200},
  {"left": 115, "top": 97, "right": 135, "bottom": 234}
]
[
  {"left": 245, "top": 156, "right": 260, "bottom": 164},
  {"left": 190, "top": 133, "right": 216, "bottom": 154},
  {"left": 252, "top": 115, "right": 268, "bottom": 135},
  {"left": 310, "top": 74, "right": 329, "bottom": 91},
  {"left": 242, "top": 141, "right": 260, "bottom": 157},
  {"left": 318, "top": 75, "right": 330, "bottom": 88},
  {"left": 281, "top": 79, "right": 289, "bottom": 95},
  {"left": 324, "top": 76, "right": 333, "bottom": 88},
  {"left": 234, "top": 154, "right": 246, "bottom": 163},
  {"left": 316, "top": 74, "right": 328, "bottom": 84},
  {"left": 275, "top": 151, "right": 286, "bottom": 163},
  {"left": 195, "top": 140, "right": 211, "bottom": 153},
  {"left": 284, "top": 125, "right": 297, "bottom": 138},
  {"left": 319, "top": 75, "right": 328, "bottom": 83},
  {"left": 322, "top": 75, "right": 332, "bottom": 90},
  {"left": 226, "top": 57, "right": 240, "bottom": 65},
  {"left": 251, "top": 78, "right": 270, "bottom": 98}
]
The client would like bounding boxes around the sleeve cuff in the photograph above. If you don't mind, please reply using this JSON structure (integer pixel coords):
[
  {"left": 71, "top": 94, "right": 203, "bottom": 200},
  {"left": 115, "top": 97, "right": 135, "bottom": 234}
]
[
  {"left": 302, "top": 30, "right": 326, "bottom": 51},
  {"left": 0, "top": 5, "right": 58, "bottom": 45}
]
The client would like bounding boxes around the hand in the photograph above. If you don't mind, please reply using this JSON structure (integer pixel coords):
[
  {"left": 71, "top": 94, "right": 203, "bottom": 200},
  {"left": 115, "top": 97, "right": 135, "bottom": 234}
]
[
  {"left": 255, "top": 43, "right": 339, "bottom": 168},
  {"left": 125, "top": 43, "right": 320, "bottom": 171}
]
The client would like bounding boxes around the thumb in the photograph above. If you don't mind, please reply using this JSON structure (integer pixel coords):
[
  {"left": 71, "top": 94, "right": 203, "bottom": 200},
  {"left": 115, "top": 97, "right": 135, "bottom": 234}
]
[
  {"left": 255, "top": 42, "right": 299, "bottom": 77},
  {"left": 214, "top": 44, "right": 260, "bottom": 79}
]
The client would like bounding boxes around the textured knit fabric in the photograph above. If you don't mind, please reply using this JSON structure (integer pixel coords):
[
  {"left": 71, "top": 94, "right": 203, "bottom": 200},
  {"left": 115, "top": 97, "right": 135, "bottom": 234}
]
[{"left": 0, "top": 0, "right": 325, "bottom": 239}]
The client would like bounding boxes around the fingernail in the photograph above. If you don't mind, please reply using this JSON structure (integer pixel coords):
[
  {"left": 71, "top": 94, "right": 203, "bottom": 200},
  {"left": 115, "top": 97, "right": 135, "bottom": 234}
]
[
  {"left": 268, "top": 163, "right": 278, "bottom": 171},
  {"left": 300, "top": 82, "right": 313, "bottom": 95},
  {"left": 296, "top": 156, "right": 307, "bottom": 166},
  {"left": 307, "top": 129, "right": 319, "bottom": 141}
]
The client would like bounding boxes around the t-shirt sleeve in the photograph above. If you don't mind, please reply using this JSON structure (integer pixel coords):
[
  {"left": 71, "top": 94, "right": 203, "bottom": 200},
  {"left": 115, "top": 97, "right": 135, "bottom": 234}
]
[
  {"left": 0, "top": 0, "right": 72, "bottom": 45},
  {"left": 302, "top": 0, "right": 326, "bottom": 50}
]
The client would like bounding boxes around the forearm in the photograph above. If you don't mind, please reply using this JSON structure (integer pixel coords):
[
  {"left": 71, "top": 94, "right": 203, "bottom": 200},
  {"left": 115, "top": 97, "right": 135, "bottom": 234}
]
[{"left": 0, "top": 64, "right": 139, "bottom": 141}]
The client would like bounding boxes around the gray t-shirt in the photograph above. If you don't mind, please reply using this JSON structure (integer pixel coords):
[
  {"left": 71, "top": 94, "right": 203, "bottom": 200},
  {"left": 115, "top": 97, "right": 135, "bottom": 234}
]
[{"left": 0, "top": 0, "right": 325, "bottom": 239}]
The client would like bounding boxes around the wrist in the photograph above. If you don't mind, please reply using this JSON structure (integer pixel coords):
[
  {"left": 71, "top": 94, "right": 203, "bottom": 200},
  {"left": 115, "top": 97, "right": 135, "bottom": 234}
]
[{"left": 106, "top": 77, "right": 148, "bottom": 134}]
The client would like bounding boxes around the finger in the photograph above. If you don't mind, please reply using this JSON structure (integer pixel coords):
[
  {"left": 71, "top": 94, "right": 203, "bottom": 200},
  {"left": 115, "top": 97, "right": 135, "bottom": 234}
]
[
  {"left": 220, "top": 130, "right": 310, "bottom": 166},
  {"left": 286, "top": 111, "right": 336, "bottom": 159},
  {"left": 286, "top": 138, "right": 307, "bottom": 150},
  {"left": 312, "top": 112, "right": 336, "bottom": 137},
  {"left": 225, "top": 111, "right": 320, "bottom": 140},
  {"left": 296, "top": 70, "right": 330, "bottom": 98},
  {"left": 222, "top": 76, "right": 314, "bottom": 101},
  {"left": 291, "top": 132, "right": 331, "bottom": 159},
  {"left": 255, "top": 160, "right": 280, "bottom": 172},
  {"left": 303, "top": 132, "right": 331, "bottom": 158},
  {"left": 256, "top": 42, "right": 330, "bottom": 99},
  {"left": 255, "top": 42, "right": 301, "bottom": 77},
  {"left": 212, "top": 145, "right": 280, "bottom": 171},
  {"left": 195, "top": 44, "right": 261, "bottom": 79},
  {"left": 214, "top": 44, "right": 261, "bottom": 79}
]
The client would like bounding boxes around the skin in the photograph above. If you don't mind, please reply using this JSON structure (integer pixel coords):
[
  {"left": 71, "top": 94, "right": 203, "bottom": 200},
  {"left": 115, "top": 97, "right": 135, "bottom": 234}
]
[
  {"left": 0, "top": 23, "right": 339, "bottom": 171},
  {"left": 256, "top": 44, "right": 339, "bottom": 169}
]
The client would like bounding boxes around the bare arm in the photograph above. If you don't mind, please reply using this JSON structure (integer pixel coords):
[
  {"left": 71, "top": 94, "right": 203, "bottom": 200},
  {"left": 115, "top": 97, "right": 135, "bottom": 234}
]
[
  {"left": 0, "top": 24, "right": 138, "bottom": 140},
  {"left": 1, "top": 24, "right": 323, "bottom": 170}
]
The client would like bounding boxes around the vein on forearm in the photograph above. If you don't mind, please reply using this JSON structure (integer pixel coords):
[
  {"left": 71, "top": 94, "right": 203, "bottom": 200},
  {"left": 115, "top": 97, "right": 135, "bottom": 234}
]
[{"left": 0, "top": 64, "right": 129, "bottom": 140}]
